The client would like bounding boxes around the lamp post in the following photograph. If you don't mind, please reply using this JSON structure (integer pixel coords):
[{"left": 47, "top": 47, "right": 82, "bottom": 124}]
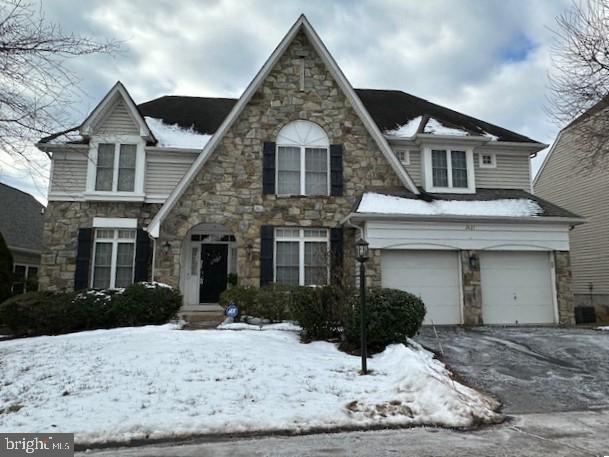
[{"left": 356, "top": 238, "right": 369, "bottom": 374}]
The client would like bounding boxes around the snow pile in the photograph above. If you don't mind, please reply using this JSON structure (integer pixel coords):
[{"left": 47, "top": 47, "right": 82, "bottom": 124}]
[
  {"left": 385, "top": 116, "right": 422, "bottom": 137},
  {"left": 145, "top": 117, "right": 211, "bottom": 149},
  {"left": 0, "top": 325, "right": 500, "bottom": 445},
  {"left": 385, "top": 116, "right": 499, "bottom": 141},
  {"left": 357, "top": 192, "right": 543, "bottom": 217},
  {"left": 598, "top": 326, "right": 609, "bottom": 331},
  {"left": 218, "top": 322, "right": 302, "bottom": 332}
]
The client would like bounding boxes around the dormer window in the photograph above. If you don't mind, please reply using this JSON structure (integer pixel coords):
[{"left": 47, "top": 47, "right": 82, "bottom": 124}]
[
  {"left": 95, "top": 143, "right": 137, "bottom": 192},
  {"left": 423, "top": 147, "right": 475, "bottom": 193},
  {"left": 85, "top": 135, "right": 145, "bottom": 200}
]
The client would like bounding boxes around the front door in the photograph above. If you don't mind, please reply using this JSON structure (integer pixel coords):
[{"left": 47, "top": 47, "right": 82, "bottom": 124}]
[{"left": 199, "top": 244, "right": 228, "bottom": 303}]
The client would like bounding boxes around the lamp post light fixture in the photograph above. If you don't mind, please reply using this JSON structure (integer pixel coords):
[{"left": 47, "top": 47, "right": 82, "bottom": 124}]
[
  {"left": 356, "top": 238, "right": 369, "bottom": 374},
  {"left": 161, "top": 241, "right": 171, "bottom": 256}
]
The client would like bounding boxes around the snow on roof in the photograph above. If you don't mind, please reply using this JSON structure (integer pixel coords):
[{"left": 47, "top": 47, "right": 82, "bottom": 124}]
[
  {"left": 357, "top": 192, "right": 543, "bottom": 217},
  {"left": 384, "top": 116, "right": 499, "bottom": 141},
  {"left": 145, "top": 116, "right": 211, "bottom": 149}
]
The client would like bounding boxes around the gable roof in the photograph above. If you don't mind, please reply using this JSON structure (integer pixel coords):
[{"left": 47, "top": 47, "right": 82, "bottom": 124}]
[
  {"left": 146, "top": 15, "right": 420, "bottom": 237},
  {"left": 80, "top": 81, "right": 156, "bottom": 142},
  {"left": 0, "top": 183, "right": 45, "bottom": 254},
  {"left": 132, "top": 89, "right": 540, "bottom": 144}
]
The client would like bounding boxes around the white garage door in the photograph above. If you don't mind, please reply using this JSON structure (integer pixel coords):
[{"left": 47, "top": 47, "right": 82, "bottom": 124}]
[
  {"left": 480, "top": 252, "right": 555, "bottom": 324},
  {"left": 381, "top": 250, "right": 461, "bottom": 325}
]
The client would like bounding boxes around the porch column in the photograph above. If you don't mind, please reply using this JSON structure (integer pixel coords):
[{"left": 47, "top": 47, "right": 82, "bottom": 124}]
[{"left": 461, "top": 250, "right": 482, "bottom": 325}]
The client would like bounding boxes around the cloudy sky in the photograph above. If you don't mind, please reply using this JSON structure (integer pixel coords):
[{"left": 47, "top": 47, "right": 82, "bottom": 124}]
[{"left": 0, "top": 0, "right": 573, "bottom": 203}]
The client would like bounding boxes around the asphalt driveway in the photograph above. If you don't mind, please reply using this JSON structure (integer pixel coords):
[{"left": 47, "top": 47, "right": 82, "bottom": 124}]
[{"left": 415, "top": 326, "right": 609, "bottom": 414}]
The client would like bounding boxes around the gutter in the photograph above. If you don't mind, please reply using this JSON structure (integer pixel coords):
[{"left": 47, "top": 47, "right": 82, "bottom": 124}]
[{"left": 341, "top": 212, "right": 586, "bottom": 226}]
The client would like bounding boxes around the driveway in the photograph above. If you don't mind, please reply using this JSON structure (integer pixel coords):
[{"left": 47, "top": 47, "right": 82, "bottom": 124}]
[{"left": 415, "top": 326, "right": 609, "bottom": 414}]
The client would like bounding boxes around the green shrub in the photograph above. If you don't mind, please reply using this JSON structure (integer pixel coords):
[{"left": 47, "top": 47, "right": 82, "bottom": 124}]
[
  {"left": 0, "top": 282, "right": 182, "bottom": 336},
  {"left": 289, "top": 285, "right": 351, "bottom": 341},
  {"left": 0, "top": 231, "right": 13, "bottom": 304},
  {"left": 219, "top": 285, "right": 259, "bottom": 317},
  {"left": 343, "top": 288, "right": 426, "bottom": 352}
]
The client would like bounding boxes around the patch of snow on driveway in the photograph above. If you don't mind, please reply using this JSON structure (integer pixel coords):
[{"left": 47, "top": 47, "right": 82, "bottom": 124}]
[{"left": 0, "top": 325, "right": 501, "bottom": 444}]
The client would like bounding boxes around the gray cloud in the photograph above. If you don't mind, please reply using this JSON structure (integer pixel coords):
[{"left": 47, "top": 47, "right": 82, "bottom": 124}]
[{"left": 1, "top": 0, "right": 572, "bottom": 198}]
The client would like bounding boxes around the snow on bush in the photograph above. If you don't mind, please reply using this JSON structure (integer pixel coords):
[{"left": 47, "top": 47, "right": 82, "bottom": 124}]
[
  {"left": 0, "top": 325, "right": 501, "bottom": 445},
  {"left": 357, "top": 192, "right": 543, "bottom": 217}
]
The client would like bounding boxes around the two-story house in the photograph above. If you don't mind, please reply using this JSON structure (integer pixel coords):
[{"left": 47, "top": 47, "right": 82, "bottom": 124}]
[
  {"left": 534, "top": 96, "right": 609, "bottom": 323},
  {"left": 37, "top": 15, "right": 582, "bottom": 326}
]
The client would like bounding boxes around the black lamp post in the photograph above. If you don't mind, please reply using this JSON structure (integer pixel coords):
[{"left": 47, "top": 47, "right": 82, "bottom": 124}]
[{"left": 356, "top": 238, "right": 369, "bottom": 374}]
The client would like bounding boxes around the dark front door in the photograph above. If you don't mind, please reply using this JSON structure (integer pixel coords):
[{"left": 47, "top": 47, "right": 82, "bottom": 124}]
[{"left": 199, "top": 244, "right": 228, "bottom": 303}]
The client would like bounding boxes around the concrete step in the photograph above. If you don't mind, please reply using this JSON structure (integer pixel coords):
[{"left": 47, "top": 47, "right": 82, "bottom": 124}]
[{"left": 179, "top": 310, "right": 226, "bottom": 328}]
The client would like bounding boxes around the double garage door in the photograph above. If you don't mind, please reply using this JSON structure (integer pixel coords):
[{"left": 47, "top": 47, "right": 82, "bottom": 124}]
[{"left": 381, "top": 250, "right": 555, "bottom": 325}]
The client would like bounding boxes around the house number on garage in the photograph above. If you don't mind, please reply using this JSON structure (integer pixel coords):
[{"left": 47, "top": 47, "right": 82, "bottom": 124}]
[{"left": 465, "top": 224, "right": 476, "bottom": 231}]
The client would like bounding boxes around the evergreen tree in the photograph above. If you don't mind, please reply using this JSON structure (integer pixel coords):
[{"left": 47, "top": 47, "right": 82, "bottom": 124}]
[{"left": 0, "top": 231, "right": 13, "bottom": 304}]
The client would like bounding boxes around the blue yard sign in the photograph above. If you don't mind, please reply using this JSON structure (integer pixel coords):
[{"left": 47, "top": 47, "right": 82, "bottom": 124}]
[{"left": 225, "top": 302, "right": 239, "bottom": 318}]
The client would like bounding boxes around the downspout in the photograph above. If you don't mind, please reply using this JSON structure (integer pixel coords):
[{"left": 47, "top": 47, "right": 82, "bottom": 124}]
[
  {"left": 343, "top": 213, "right": 365, "bottom": 240},
  {"left": 150, "top": 237, "right": 156, "bottom": 283}
]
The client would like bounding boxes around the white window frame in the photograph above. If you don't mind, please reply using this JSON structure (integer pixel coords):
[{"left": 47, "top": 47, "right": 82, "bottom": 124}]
[
  {"left": 91, "top": 228, "right": 136, "bottom": 289},
  {"left": 85, "top": 135, "right": 146, "bottom": 201},
  {"left": 395, "top": 149, "right": 410, "bottom": 165},
  {"left": 11, "top": 264, "right": 38, "bottom": 294},
  {"left": 423, "top": 146, "right": 476, "bottom": 194},
  {"left": 273, "top": 228, "right": 330, "bottom": 286},
  {"left": 478, "top": 152, "right": 497, "bottom": 168},
  {"left": 275, "top": 145, "right": 330, "bottom": 196}
]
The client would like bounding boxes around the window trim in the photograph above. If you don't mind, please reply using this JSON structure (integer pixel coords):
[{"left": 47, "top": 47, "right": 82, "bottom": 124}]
[
  {"left": 478, "top": 152, "right": 497, "bottom": 168},
  {"left": 273, "top": 228, "right": 329, "bottom": 286},
  {"left": 275, "top": 144, "right": 330, "bottom": 196},
  {"left": 90, "top": 228, "right": 136, "bottom": 289},
  {"left": 423, "top": 146, "right": 475, "bottom": 194},
  {"left": 85, "top": 135, "right": 146, "bottom": 200},
  {"left": 11, "top": 263, "right": 38, "bottom": 294}
]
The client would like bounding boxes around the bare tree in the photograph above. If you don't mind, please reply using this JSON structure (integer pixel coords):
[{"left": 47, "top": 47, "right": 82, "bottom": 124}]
[
  {"left": 548, "top": 0, "right": 609, "bottom": 166},
  {"left": 0, "top": 0, "right": 118, "bottom": 160}
]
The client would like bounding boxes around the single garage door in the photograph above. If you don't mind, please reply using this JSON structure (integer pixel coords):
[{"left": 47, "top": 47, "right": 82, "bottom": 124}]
[
  {"left": 480, "top": 252, "right": 555, "bottom": 324},
  {"left": 381, "top": 250, "right": 461, "bottom": 325}
]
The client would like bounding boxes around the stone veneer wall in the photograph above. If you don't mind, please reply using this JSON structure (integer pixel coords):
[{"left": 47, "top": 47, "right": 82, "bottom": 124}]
[
  {"left": 155, "top": 30, "right": 402, "bottom": 288},
  {"left": 461, "top": 250, "right": 482, "bottom": 325},
  {"left": 555, "top": 250, "right": 575, "bottom": 326},
  {"left": 39, "top": 201, "right": 160, "bottom": 291}
]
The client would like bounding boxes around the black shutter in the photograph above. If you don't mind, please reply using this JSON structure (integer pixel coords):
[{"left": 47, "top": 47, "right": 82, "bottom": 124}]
[
  {"left": 262, "top": 141, "right": 276, "bottom": 195},
  {"left": 260, "top": 225, "right": 274, "bottom": 286},
  {"left": 134, "top": 229, "right": 151, "bottom": 283},
  {"left": 330, "top": 144, "right": 343, "bottom": 196},
  {"left": 74, "top": 228, "right": 93, "bottom": 291},
  {"left": 330, "top": 227, "right": 343, "bottom": 283}
]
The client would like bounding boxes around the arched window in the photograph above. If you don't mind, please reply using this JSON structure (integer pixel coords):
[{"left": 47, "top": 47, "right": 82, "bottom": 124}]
[{"left": 276, "top": 120, "right": 329, "bottom": 196}]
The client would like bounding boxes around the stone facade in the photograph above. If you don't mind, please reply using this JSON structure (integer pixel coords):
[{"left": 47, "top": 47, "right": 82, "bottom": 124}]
[
  {"left": 554, "top": 250, "right": 575, "bottom": 326},
  {"left": 155, "top": 31, "right": 401, "bottom": 288},
  {"left": 39, "top": 201, "right": 160, "bottom": 291},
  {"left": 461, "top": 250, "right": 482, "bottom": 325}
]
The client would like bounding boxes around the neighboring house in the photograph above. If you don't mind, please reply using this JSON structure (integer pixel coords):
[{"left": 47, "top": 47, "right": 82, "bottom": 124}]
[
  {"left": 37, "top": 15, "right": 582, "bottom": 326},
  {"left": 534, "top": 98, "right": 609, "bottom": 323},
  {"left": 0, "top": 182, "right": 45, "bottom": 293}
]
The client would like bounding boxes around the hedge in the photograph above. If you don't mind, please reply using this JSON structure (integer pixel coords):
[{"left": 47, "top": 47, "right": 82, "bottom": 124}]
[{"left": 0, "top": 282, "right": 182, "bottom": 336}]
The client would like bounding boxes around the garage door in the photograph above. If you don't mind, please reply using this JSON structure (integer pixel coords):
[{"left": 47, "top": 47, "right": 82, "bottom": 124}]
[
  {"left": 480, "top": 252, "right": 555, "bottom": 324},
  {"left": 381, "top": 250, "right": 461, "bottom": 325}
]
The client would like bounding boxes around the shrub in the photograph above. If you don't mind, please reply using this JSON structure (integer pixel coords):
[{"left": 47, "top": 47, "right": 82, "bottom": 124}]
[
  {"left": 343, "top": 288, "right": 426, "bottom": 352},
  {"left": 0, "top": 282, "right": 183, "bottom": 336},
  {"left": 289, "top": 285, "right": 351, "bottom": 341},
  {"left": 219, "top": 285, "right": 259, "bottom": 317},
  {"left": 219, "top": 284, "right": 294, "bottom": 322},
  {"left": 0, "top": 231, "right": 13, "bottom": 304},
  {"left": 109, "top": 283, "right": 182, "bottom": 326}
]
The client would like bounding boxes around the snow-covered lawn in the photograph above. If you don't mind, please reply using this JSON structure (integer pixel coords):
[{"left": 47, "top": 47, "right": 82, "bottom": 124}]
[{"left": 0, "top": 325, "right": 501, "bottom": 445}]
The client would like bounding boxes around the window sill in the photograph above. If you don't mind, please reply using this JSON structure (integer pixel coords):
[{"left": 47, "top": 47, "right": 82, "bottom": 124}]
[
  {"left": 270, "top": 194, "right": 333, "bottom": 199},
  {"left": 424, "top": 187, "right": 476, "bottom": 194},
  {"left": 83, "top": 192, "right": 145, "bottom": 202}
]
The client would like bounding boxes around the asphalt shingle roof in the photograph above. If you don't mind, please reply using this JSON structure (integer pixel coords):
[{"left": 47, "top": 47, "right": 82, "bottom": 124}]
[{"left": 0, "top": 183, "right": 45, "bottom": 252}]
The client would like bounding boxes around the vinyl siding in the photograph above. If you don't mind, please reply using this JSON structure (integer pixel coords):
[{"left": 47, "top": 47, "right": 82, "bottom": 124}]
[
  {"left": 49, "top": 150, "right": 87, "bottom": 195},
  {"left": 94, "top": 98, "right": 139, "bottom": 135},
  {"left": 402, "top": 150, "right": 421, "bottom": 184},
  {"left": 535, "top": 129, "right": 609, "bottom": 295},
  {"left": 475, "top": 150, "right": 531, "bottom": 190},
  {"left": 145, "top": 151, "right": 198, "bottom": 196},
  {"left": 396, "top": 147, "right": 531, "bottom": 190}
]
